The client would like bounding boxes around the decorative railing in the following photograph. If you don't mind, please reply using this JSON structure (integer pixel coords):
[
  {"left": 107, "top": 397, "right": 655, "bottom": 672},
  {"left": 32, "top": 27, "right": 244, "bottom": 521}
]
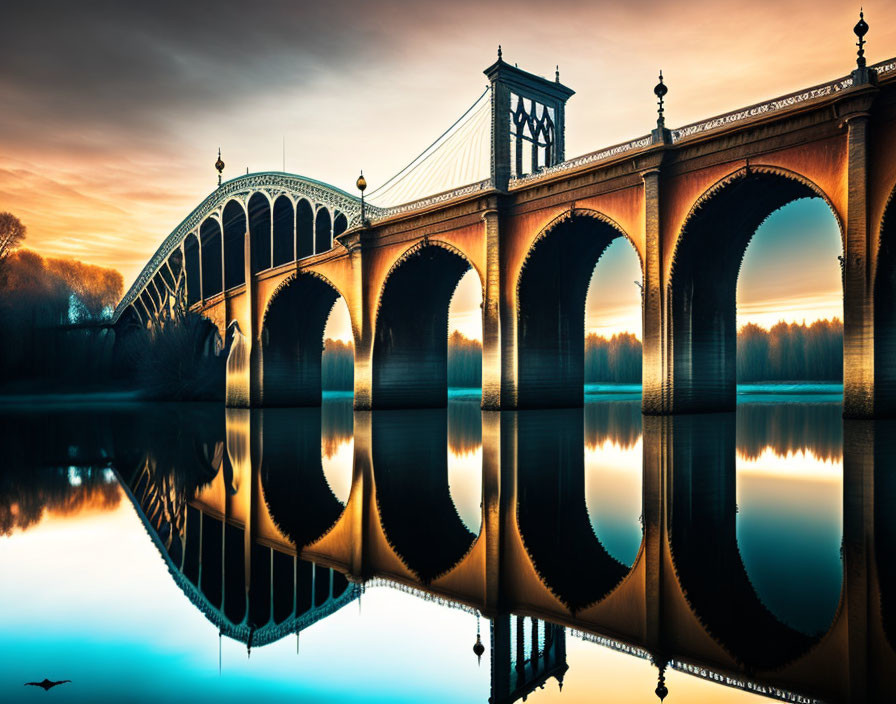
[
  {"left": 509, "top": 56, "right": 896, "bottom": 189},
  {"left": 570, "top": 630, "right": 822, "bottom": 704}
]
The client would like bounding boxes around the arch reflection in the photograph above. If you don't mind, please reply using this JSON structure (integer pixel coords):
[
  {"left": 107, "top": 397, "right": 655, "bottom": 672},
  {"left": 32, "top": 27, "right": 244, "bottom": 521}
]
[
  {"left": 371, "top": 409, "right": 479, "bottom": 582},
  {"left": 516, "top": 409, "right": 633, "bottom": 611}
]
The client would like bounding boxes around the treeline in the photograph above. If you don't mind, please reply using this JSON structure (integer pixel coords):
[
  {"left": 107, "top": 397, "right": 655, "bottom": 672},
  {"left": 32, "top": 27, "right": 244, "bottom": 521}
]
[
  {"left": 322, "top": 322, "right": 845, "bottom": 388},
  {"left": 585, "top": 333, "right": 642, "bottom": 383},
  {"left": 320, "top": 331, "right": 486, "bottom": 390},
  {"left": 447, "top": 330, "right": 482, "bottom": 388},
  {"left": 737, "top": 319, "right": 842, "bottom": 382},
  {"left": 0, "top": 248, "right": 124, "bottom": 390},
  {"left": 323, "top": 339, "right": 354, "bottom": 390}
]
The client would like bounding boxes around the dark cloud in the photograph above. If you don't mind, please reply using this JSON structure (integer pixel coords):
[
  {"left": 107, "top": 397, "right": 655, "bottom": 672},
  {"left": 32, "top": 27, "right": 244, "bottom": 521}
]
[{"left": 0, "top": 1, "right": 402, "bottom": 140}]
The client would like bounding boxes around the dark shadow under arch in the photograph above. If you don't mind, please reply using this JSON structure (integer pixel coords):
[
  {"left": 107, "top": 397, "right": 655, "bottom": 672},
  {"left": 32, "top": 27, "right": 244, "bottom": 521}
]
[
  {"left": 272, "top": 196, "right": 294, "bottom": 267},
  {"left": 372, "top": 243, "right": 475, "bottom": 409},
  {"left": 517, "top": 212, "right": 637, "bottom": 408},
  {"left": 296, "top": 199, "right": 314, "bottom": 259},
  {"left": 667, "top": 413, "right": 818, "bottom": 669},
  {"left": 669, "top": 169, "right": 842, "bottom": 412},
  {"left": 372, "top": 409, "right": 477, "bottom": 583},
  {"left": 875, "top": 189, "right": 896, "bottom": 415},
  {"left": 260, "top": 408, "right": 347, "bottom": 549},
  {"left": 261, "top": 274, "right": 342, "bottom": 406},
  {"left": 315, "top": 207, "right": 332, "bottom": 254},
  {"left": 222, "top": 200, "right": 246, "bottom": 291},
  {"left": 184, "top": 232, "right": 201, "bottom": 306},
  {"left": 516, "top": 408, "right": 632, "bottom": 611},
  {"left": 200, "top": 218, "right": 223, "bottom": 298},
  {"left": 248, "top": 193, "right": 271, "bottom": 274}
]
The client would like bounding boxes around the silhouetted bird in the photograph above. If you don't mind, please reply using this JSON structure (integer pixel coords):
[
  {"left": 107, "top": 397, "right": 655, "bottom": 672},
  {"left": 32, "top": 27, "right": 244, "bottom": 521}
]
[{"left": 24, "top": 679, "right": 71, "bottom": 691}]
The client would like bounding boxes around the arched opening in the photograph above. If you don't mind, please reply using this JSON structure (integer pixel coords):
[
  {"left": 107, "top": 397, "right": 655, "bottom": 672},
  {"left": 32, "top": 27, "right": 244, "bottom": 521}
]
[
  {"left": 875, "top": 190, "right": 896, "bottom": 414},
  {"left": 248, "top": 193, "right": 271, "bottom": 274},
  {"left": 296, "top": 199, "right": 314, "bottom": 259},
  {"left": 333, "top": 212, "right": 348, "bottom": 240},
  {"left": 272, "top": 196, "right": 294, "bottom": 267},
  {"left": 447, "top": 269, "right": 483, "bottom": 391},
  {"left": 669, "top": 170, "right": 842, "bottom": 411},
  {"left": 222, "top": 200, "right": 246, "bottom": 291},
  {"left": 516, "top": 213, "right": 634, "bottom": 408},
  {"left": 736, "top": 198, "right": 842, "bottom": 388},
  {"left": 261, "top": 274, "right": 342, "bottom": 406},
  {"left": 315, "top": 207, "right": 332, "bottom": 254},
  {"left": 372, "top": 244, "right": 473, "bottom": 408},
  {"left": 184, "top": 233, "right": 201, "bottom": 305},
  {"left": 199, "top": 218, "right": 223, "bottom": 298},
  {"left": 584, "top": 238, "right": 643, "bottom": 390},
  {"left": 322, "top": 295, "right": 354, "bottom": 394}
]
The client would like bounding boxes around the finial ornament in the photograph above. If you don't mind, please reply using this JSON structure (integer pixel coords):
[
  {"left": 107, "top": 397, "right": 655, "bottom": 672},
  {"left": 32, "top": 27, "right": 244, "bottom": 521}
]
[
  {"left": 497, "top": 44, "right": 502, "bottom": 61},
  {"left": 215, "top": 148, "right": 225, "bottom": 187},
  {"left": 854, "top": 8, "right": 869, "bottom": 69},
  {"left": 473, "top": 615, "right": 485, "bottom": 664},
  {"left": 652, "top": 658, "right": 669, "bottom": 701},
  {"left": 654, "top": 70, "right": 668, "bottom": 129},
  {"left": 555, "top": 65, "right": 560, "bottom": 82},
  {"left": 357, "top": 170, "right": 368, "bottom": 225}
]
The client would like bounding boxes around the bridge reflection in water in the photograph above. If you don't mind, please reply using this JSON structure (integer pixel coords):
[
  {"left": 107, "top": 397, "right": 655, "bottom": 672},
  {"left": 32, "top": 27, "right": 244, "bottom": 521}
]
[{"left": 4, "top": 397, "right": 894, "bottom": 702}]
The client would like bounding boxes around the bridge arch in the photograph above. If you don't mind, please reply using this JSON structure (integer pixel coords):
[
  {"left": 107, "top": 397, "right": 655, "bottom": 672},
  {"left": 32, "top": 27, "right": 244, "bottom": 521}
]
[
  {"left": 261, "top": 271, "right": 351, "bottom": 406},
  {"left": 248, "top": 192, "right": 272, "bottom": 274},
  {"left": 222, "top": 200, "right": 247, "bottom": 290},
  {"left": 667, "top": 166, "right": 843, "bottom": 411},
  {"left": 372, "top": 240, "right": 483, "bottom": 409},
  {"left": 516, "top": 209, "right": 639, "bottom": 408},
  {"left": 184, "top": 232, "right": 201, "bottom": 306},
  {"left": 875, "top": 186, "right": 896, "bottom": 415},
  {"left": 272, "top": 195, "right": 295, "bottom": 266},
  {"left": 200, "top": 217, "right": 223, "bottom": 299},
  {"left": 296, "top": 198, "right": 314, "bottom": 259},
  {"left": 315, "top": 207, "right": 332, "bottom": 254}
]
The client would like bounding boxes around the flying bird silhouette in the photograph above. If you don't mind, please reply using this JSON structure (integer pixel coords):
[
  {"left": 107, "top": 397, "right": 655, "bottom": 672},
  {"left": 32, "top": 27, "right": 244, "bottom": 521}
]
[{"left": 24, "top": 679, "right": 71, "bottom": 691}]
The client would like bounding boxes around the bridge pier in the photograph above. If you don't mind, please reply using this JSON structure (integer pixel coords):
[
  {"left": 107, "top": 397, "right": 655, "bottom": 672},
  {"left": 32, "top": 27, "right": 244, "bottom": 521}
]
[{"left": 842, "top": 86, "right": 884, "bottom": 418}]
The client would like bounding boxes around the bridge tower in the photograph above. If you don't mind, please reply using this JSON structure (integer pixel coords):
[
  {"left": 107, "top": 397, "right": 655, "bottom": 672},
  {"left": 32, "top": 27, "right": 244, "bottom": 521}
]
[{"left": 485, "top": 48, "right": 575, "bottom": 191}]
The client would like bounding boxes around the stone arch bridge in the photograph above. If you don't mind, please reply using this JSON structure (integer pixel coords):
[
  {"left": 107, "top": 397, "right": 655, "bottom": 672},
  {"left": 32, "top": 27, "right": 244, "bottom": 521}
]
[{"left": 115, "top": 51, "right": 896, "bottom": 417}]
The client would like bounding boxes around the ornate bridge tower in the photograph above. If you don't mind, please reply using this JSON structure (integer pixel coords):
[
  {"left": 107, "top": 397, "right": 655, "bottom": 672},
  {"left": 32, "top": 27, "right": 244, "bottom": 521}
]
[{"left": 485, "top": 48, "right": 575, "bottom": 191}]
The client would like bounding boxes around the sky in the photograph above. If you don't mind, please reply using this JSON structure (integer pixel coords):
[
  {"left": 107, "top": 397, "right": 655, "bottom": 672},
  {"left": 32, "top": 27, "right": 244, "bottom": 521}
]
[{"left": 2, "top": 0, "right": 885, "bottom": 339}]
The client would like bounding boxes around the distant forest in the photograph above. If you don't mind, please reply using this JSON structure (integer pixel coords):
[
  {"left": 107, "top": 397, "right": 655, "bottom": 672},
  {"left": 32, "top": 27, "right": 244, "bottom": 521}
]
[{"left": 321, "top": 320, "right": 845, "bottom": 389}]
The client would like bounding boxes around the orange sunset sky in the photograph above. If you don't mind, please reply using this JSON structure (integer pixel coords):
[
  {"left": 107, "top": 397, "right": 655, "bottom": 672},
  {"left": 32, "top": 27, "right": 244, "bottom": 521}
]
[{"left": 2, "top": 1, "right": 893, "bottom": 341}]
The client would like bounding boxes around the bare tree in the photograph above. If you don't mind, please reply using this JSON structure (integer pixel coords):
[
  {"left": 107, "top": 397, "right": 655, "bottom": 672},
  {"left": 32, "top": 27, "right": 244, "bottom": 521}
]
[{"left": 0, "top": 212, "right": 26, "bottom": 275}]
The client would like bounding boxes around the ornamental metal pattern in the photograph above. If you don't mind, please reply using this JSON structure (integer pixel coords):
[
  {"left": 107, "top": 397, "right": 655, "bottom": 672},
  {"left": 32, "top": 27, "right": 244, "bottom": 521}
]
[
  {"left": 114, "top": 172, "right": 372, "bottom": 322},
  {"left": 510, "top": 93, "right": 555, "bottom": 176},
  {"left": 119, "top": 468, "right": 360, "bottom": 649},
  {"left": 509, "top": 56, "right": 896, "bottom": 189}
]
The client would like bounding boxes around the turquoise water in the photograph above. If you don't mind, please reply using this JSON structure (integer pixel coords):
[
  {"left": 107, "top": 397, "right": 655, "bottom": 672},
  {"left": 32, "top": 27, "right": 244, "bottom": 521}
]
[{"left": 0, "top": 386, "right": 871, "bottom": 702}]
